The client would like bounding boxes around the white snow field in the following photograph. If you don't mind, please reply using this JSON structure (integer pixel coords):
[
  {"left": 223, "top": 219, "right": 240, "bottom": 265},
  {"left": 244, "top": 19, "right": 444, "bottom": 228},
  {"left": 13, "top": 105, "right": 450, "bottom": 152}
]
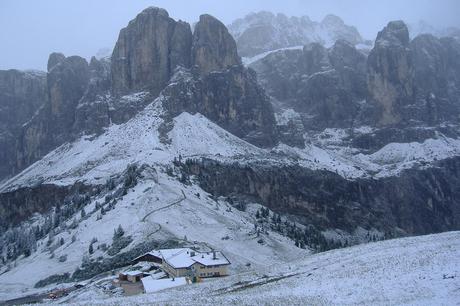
[{"left": 62, "top": 231, "right": 460, "bottom": 305}]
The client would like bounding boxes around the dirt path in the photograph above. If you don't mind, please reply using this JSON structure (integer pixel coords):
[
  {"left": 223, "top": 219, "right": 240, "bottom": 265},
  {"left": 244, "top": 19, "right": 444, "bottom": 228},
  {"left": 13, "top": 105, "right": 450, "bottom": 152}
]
[{"left": 141, "top": 190, "right": 186, "bottom": 222}]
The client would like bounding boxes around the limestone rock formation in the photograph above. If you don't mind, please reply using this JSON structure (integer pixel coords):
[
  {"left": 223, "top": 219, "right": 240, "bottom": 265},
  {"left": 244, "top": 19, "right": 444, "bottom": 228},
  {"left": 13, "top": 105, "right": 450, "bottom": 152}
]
[
  {"left": 111, "top": 7, "right": 192, "bottom": 96},
  {"left": 73, "top": 56, "right": 112, "bottom": 135},
  {"left": 192, "top": 14, "right": 241, "bottom": 75},
  {"left": 162, "top": 66, "right": 278, "bottom": 147},
  {"left": 250, "top": 40, "right": 367, "bottom": 131},
  {"left": 367, "top": 21, "right": 414, "bottom": 126},
  {"left": 0, "top": 70, "right": 46, "bottom": 178},
  {"left": 17, "top": 54, "right": 90, "bottom": 170}
]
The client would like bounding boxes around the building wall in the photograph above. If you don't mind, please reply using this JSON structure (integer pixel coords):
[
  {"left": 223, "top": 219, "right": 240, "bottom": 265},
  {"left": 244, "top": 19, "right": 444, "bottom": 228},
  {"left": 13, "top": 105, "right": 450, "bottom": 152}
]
[
  {"left": 162, "top": 261, "right": 229, "bottom": 278},
  {"left": 163, "top": 261, "right": 191, "bottom": 278},
  {"left": 195, "top": 264, "right": 228, "bottom": 278}
]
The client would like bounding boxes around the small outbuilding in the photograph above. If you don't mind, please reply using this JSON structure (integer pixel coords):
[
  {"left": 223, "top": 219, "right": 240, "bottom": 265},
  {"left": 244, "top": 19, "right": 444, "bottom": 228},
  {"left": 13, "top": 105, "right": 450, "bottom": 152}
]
[
  {"left": 119, "top": 270, "right": 148, "bottom": 283},
  {"left": 132, "top": 251, "right": 163, "bottom": 264},
  {"left": 141, "top": 276, "right": 188, "bottom": 294}
]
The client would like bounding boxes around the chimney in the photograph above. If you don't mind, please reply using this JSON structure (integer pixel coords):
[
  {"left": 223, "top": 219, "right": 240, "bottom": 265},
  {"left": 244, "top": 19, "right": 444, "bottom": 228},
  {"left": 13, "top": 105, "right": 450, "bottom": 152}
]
[
  {"left": 213, "top": 250, "right": 217, "bottom": 260},
  {"left": 190, "top": 251, "right": 195, "bottom": 257}
]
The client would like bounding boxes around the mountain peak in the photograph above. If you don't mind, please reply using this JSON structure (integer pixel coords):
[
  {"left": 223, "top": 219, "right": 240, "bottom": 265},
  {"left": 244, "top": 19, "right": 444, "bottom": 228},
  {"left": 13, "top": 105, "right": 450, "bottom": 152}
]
[
  {"left": 192, "top": 14, "right": 241, "bottom": 75},
  {"left": 376, "top": 20, "right": 410, "bottom": 46}
]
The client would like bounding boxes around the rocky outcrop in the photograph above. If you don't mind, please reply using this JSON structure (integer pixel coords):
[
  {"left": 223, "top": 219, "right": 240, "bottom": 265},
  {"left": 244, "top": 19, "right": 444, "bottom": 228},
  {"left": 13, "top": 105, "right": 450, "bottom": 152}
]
[
  {"left": 16, "top": 54, "right": 90, "bottom": 170},
  {"left": 111, "top": 7, "right": 192, "bottom": 96},
  {"left": 73, "top": 56, "right": 112, "bottom": 135},
  {"left": 367, "top": 21, "right": 414, "bottom": 126},
  {"left": 0, "top": 70, "right": 46, "bottom": 179},
  {"left": 250, "top": 40, "right": 367, "bottom": 132},
  {"left": 0, "top": 183, "right": 93, "bottom": 231},
  {"left": 192, "top": 14, "right": 241, "bottom": 75},
  {"left": 162, "top": 67, "right": 278, "bottom": 147},
  {"left": 185, "top": 157, "right": 460, "bottom": 235},
  {"left": 228, "top": 11, "right": 364, "bottom": 58},
  {"left": 366, "top": 23, "right": 460, "bottom": 127},
  {"left": 47, "top": 55, "right": 90, "bottom": 139}
]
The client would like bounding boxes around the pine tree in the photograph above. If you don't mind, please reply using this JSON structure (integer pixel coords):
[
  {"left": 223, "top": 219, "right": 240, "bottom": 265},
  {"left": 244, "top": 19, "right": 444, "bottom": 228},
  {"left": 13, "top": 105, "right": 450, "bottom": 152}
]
[
  {"left": 114, "top": 225, "right": 125, "bottom": 240},
  {"left": 81, "top": 209, "right": 86, "bottom": 218},
  {"left": 89, "top": 243, "right": 94, "bottom": 255}
]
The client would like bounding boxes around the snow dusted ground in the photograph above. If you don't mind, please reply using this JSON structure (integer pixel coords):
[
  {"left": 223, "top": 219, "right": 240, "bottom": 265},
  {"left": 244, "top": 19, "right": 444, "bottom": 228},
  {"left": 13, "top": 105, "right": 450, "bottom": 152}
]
[
  {"left": 2, "top": 96, "right": 460, "bottom": 193},
  {"left": 242, "top": 46, "right": 304, "bottom": 66},
  {"left": 0, "top": 95, "right": 263, "bottom": 192},
  {"left": 62, "top": 231, "right": 460, "bottom": 305},
  {"left": 0, "top": 169, "right": 306, "bottom": 301}
]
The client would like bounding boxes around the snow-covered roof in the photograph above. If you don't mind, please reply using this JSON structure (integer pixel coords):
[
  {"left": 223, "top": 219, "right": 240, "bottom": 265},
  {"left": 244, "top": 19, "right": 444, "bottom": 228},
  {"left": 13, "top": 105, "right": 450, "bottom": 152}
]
[
  {"left": 191, "top": 251, "right": 231, "bottom": 266},
  {"left": 122, "top": 270, "right": 145, "bottom": 276},
  {"left": 165, "top": 249, "right": 196, "bottom": 268},
  {"left": 148, "top": 248, "right": 231, "bottom": 269},
  {"left": 141, "top": 276, "right": 187, "bottom": 293}
]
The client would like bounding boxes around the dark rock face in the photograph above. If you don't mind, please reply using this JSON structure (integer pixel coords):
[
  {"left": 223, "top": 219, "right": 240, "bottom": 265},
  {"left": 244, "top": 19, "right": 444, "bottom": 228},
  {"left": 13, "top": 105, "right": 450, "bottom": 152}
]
[
  {"left": 47, "top": 55, "right": 90, "bottom": 139},
  {"left": 111, "top": 7, "right": 192, "bottom": 96},
  {"left": 366, "top": 24, "right": 460, "bottom": 127},
  {"left": 162, "top": 67, "right": 278, "bottom": 147},
  {"left": 251, "top": 40, "right": 367, "bottom": 131},
  {"left": 16, "top": 55, "right": 90, "bottom": 170},
  {"left": 367, "top": 21, "right": 414, "bottom": 126},
  {"left": 0, "top": 70, "right": 46, "bottom": 179},
  {"left": 73, "top": 56, "right": 112, "bottom": 135},
  {"left": 192, "top": 14, "right": 241, "bottom": 75},
  {"left": 186, "top": 157, "right": 460, "bottom": 235},
  {"left": 251, "top": 20, "right": 460, "bottom": 151},
  {"left": 410, "top": 35, "right": 460, "bottom": 124},
  {"left": 0, "top": 183, "right": 93, "bottom": 231}
]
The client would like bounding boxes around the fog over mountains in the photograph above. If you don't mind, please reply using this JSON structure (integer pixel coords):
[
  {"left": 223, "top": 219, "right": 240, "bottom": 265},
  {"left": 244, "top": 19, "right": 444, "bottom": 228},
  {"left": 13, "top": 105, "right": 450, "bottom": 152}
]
[{"left": 1, "top": 0, "right": 460, "bottom": 70}]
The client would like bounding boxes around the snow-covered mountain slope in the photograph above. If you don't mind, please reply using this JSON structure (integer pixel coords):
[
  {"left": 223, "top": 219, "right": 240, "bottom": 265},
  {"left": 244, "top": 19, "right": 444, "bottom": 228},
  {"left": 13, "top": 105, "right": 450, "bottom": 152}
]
[
  {"left": 0, "top": 94, "right": 263, "bottom": 192},
  {"left": 0, "top": 93, "right": 303, "bottom": 301},
  {"left": 64, "top": 231, "right": 460, "bottom": 305},
  {"left": 2, "top": 96, "right": 460, "bottom": 193},
  {"left": 0, "top": 162, "right": 307, "bottom": 301}
]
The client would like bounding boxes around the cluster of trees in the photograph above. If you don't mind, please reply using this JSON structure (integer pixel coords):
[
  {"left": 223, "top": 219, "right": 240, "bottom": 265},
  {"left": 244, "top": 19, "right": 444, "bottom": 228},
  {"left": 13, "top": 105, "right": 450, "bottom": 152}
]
[
  {"left": 0, "top": 191, "right": 92, "bottom": 265},
  {"left": 254, "top": 207, "right": 349, "bottom": 252},
  {"left": 107, "top": 225, "right": 132, "bottom": 256}
]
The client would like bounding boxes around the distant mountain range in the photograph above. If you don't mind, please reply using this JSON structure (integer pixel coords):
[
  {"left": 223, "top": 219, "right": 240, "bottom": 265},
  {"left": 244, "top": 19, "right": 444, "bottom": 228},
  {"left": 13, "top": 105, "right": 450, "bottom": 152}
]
[{"left": 227, "top": 11, "right": 366, "bottom": 58}]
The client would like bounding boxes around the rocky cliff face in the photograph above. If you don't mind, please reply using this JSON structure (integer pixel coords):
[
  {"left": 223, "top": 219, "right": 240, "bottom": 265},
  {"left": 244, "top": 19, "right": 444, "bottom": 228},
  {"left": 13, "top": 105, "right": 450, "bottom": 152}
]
[
  {"left": 16, "top": 54, "right": 90, "bottom": 170},
  {"left": 185, "top": 156, "right": 460, "bottom": 235},
  {"left": 366, "top": 22, "right": 460, "bottom": 127},
  {"left": 250, "top": 20, "right": 460, "bottom": 151},
  {"left": 192, "top": 14, "right": 241, "bottom": 75},
  {"left": 367, "top": 21, "right": 415, "bottom": 126},
  {"left": 111, "top": 7, "right": 192, "bottom": 96},
  {"left": 250, "top": 40, "right": 367, "bottom": 131},
  {"left": 228, "top": 11, "right": 364, "bottom": 58},
  {"left": 0, "top": 70, "right": 46, "bottom": 179},
  {"left": 162, "top": 66, "right": 277, "bottom": 147}
]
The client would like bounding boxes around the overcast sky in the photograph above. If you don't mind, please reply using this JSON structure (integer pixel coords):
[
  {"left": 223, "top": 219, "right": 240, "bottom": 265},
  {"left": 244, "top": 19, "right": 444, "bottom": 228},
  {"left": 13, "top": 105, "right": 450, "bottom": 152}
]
[{"left": 1, "top": 0, "right": 459, "bottom": 71}]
